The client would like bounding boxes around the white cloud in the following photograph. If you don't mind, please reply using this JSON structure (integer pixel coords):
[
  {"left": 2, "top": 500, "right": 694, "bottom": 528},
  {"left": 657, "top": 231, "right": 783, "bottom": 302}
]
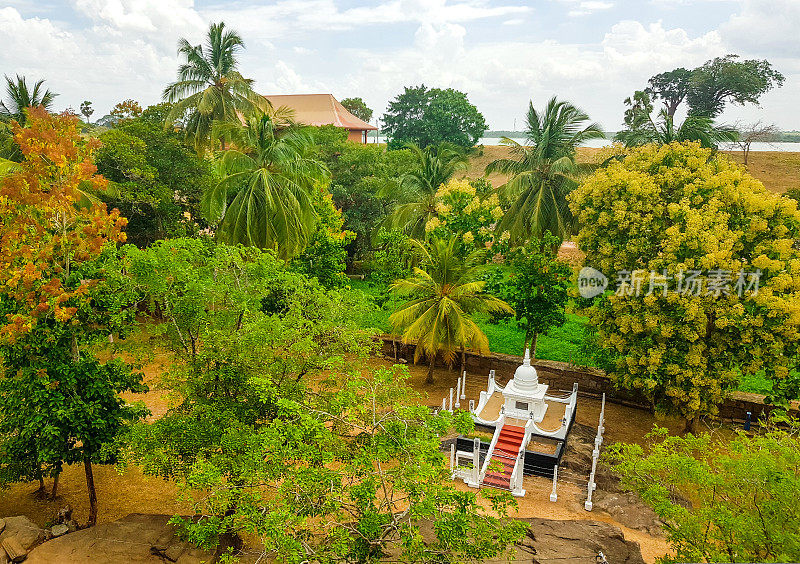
[
  {"left": 721, "top": 0, "right": 800, "bottom": 57},
  {"left": 1, "top": 0, "right": 799, "bottom": 131}
]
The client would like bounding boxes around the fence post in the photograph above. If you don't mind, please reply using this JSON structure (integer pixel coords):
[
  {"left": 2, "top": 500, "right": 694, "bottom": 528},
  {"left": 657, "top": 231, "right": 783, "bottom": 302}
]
[
  {"left": 448, "top": 387, "right": 453, "bottom": 411},
  {"left": 461, "top": 370, "right": 467, "bottom": 399},
  {"left": 450, "top": 443, "right": 455, "bottom": 476},
  {"left": 455, "top": 377, "right": 462, "bottom": 409},
  {"left": 441, "top": 397, "right": 446, "bottom": 411},
  {"left": 550, "top": 465, "right": 558, "bottom": 502}
]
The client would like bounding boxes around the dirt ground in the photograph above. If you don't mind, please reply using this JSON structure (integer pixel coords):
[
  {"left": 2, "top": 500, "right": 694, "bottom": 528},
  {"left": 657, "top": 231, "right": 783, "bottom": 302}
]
[
  {"left": 467, "top": 144, "right": 800, "bottom": 194},
  {"left": 1, "top": 351, "right": 676, "bottom": 563}
]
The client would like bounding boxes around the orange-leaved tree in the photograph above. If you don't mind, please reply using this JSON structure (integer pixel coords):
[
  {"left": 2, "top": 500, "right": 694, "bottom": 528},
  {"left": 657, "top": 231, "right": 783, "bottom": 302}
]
[{"left": 0, "top": 107, "right": 148, "bottom": 526}]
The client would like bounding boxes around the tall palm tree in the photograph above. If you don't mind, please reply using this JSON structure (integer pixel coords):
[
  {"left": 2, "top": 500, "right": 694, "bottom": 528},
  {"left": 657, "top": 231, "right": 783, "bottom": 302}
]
[
  {"left": 381, "top": 143, "right": 468, "bottom": 239},
  {"left": 486, "top": 97, "right": 604, "bottom": 245},
  {"left": 201, "top": 112, "right": 328, "bottom": 260},
  {"left": 389, "top": 236, "right": 512, "bottom": 384},
  {"left": 163, "top": 22, "right": 269, "bottom": 153},
  {"left": 615, "top": 109, "right": 737, "bottom": 149},
  {"left": 0, "top": 75, "right": 57, "bottom": 126}
]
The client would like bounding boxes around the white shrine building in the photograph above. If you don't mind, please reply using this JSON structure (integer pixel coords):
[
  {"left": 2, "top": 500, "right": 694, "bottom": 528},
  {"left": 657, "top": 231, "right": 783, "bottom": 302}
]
[{"left": 446, "top": 349, "right": 579, "bottom": 497}]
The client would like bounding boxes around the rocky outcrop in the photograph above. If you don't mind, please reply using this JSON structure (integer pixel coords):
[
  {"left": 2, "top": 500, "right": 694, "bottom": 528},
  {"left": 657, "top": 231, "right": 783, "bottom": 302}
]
[
  {"left": 561, "top": 422, "right": 663, "bottom": 535},
  {"left": 25, "top": 514, "right": 218, "bottom": 564},
  {"left": 0, "top": 516, "right": 47, "bottom": 563},
  {"left": 520, "top": 518, "right": 646, "bottom": 564}
]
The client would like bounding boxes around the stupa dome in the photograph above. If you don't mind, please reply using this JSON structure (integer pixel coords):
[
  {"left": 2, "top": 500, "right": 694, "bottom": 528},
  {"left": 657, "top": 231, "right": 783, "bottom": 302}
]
[{"left": 508, "top": 348, "right": 538, "bottom": 393}]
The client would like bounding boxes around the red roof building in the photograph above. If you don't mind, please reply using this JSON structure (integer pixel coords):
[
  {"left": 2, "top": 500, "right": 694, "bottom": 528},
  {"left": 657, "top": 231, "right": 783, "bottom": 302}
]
[{"left": 264, "top": 93, "right": 377, "bottom": 143}]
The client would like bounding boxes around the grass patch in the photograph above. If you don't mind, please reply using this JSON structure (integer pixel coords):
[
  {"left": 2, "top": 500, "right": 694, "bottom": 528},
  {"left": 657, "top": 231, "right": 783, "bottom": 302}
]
[{"left": 347, "top": 278, "right": 595, "bottom": 366}]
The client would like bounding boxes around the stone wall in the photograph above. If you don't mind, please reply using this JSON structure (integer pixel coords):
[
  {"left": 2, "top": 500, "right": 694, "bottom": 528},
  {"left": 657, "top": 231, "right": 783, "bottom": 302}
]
[{"left": 379, "top": 336, "right": 798, "bottom": 423}]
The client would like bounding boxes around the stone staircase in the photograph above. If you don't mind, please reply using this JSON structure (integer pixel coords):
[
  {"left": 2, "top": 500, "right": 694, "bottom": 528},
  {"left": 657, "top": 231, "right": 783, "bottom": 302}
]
[{"left": 481, "top": 423, "right": 525, "bottom": 491}]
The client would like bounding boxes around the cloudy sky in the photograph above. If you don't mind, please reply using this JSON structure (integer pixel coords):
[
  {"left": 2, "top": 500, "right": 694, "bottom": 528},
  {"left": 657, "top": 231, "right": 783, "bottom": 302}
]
[{"left": 1, "top": 0, "right": 797, "bottom": 130}]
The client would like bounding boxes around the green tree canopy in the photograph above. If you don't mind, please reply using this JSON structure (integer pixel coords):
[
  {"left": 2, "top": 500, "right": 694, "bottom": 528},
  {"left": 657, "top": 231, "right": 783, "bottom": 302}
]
[
  {"left": 202, "top": 112, "right": 329, "bottom": 260},
  {"left": 389, "top": 236, "right": 512, "bottom": 383},
  {"left": 688, "top": 55, "right": 785, "bottom": 118},
  {"left": 381, "top": 143, "right": 468, "bottom": 239},
  {"left": 607, "top": 420, "right": 800, "bottom": 563},
  {"left": 489, "top": 232, "right": 572, "bottom": 357},
  {"left": 95, "top": 103, "right": 215, "bottom": 247},
  {"left": 381, "top": 85, "right": 487, "bottom": 149},
  {"left": 0, "top": 75, "right": 57, "bottom": 126},
  {"left": 339, "top": 96, "right": 373, "bottom": 122},
  {"left": 647, "top": 68, "right": 692, "bottom": 117},
  {"left": 569, "top": 142, "right": 800, "bottom": 429},
  {"left": 163, "top": 22, "right": 270, "bottom": 153},
  {"left": 486, "top": 96, "right": 604, "bottom": 245},
  {"left": 643, "top": 55, "right": 784, "bottom": 119},
  {"left": 615, "top": 108, "right": 738, "bottom": 149}
]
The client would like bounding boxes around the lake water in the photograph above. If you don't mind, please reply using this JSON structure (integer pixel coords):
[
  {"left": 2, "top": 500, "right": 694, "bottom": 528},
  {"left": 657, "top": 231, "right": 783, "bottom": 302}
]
[{"left": 368, "top": 135, "right": 800, "bottom": 152}]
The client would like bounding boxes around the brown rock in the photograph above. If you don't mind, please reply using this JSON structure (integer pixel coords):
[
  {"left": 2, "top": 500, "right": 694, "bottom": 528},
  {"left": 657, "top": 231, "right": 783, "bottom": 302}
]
[
  {"left": 26, "top": 514, "right": 219, "bottom": 564},
  {"left": 0, "top": 518, "right": 45, "bottom": 552},
  {"left": 162, "top": 542, "right": 187, "bottom": 562},
  {"left": 523, "top": 518, "right": 645, "bottom": 564},
  {"left": 1, "top": 537, "right": 26, "bottom": 563}
]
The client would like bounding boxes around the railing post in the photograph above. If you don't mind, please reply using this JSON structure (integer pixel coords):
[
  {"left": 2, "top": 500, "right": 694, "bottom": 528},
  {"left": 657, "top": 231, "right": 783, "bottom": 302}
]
[
  {"left": 550, "top": 465, "right": 558, "bottom": 502},
  {"left": 448, "top": 387, "right": 453, "bottom": 411},
  {"left": 472, "top": 437, "right": 481, "bottom": 486},
  {"left": 441, "top": 397, "right": 446, "bottom": 411},
  {"left": 461, "top": 370, "right": 467, "bottom": 399},
  {"left": 455, "top": 377, "right": 462, "bottom": 409}
]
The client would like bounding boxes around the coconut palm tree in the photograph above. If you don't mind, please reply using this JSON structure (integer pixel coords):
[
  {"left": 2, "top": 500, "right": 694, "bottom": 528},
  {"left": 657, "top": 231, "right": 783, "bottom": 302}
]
[
  {"left": 163, "top": 22, "right": 269, "bottom": 153},
  {"left": 0, "top": 75, "right": 57, "bottom": 126},
  {"left": 381, "top": 143, "right": 468, "bottom": 239},
  {"left": 615, "top": 109, "right": 737, "bottom": 149},
  {"left": 389, "top": 235, "right": 512, "bottom": 384},
  {"left": 486, "top": 97, "right": 604, "bottom": 245},
  {"left": 201, "top": 112, "right": 328, "bottom": 260}
]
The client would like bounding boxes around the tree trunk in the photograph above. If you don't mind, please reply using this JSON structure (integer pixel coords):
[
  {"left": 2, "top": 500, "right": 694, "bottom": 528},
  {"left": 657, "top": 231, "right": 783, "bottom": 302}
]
[
  {"left": 84, "top": 459, "right": 98, "bottom": 527},
  {"left": 50, "top": 470, "right": 60, "bottom": 500},
  {"left": 685, "top": 415, "right": 699, "bottom": 435},
  {"left": 460, "top": 347, "right": 466, "bottom": 372},
  {"left": 426, "top": 354, "right": 435, "bottom": 385},
  {"left": 531, "top": 333, "right": 538, "bottom": 359}
]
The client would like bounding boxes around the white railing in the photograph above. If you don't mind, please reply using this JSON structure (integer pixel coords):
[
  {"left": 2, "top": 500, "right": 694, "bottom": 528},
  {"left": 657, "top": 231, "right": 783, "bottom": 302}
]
[
  {"left": 478, "top": 411, "right": 506, "bottom": 483},
  {"left": 585, "top": 393, "right": 605, "bottom": 511},
  {"left": 509, "top": 449, "right": 526, "bottom": 496}
]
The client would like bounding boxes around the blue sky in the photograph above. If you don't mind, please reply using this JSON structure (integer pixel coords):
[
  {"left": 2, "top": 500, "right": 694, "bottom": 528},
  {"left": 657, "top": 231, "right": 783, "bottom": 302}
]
[{"left": 1, "top": 0, "right": 798, "bottom": 130}]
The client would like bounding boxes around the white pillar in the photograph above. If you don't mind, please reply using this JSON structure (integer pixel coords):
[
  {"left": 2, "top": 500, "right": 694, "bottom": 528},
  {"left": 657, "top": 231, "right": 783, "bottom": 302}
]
[
  {"left": 460, "top": 370, "right": 466, "bottom": 399},
  {"left": 455, "top": 377, "right": 461, "bottom": 409},
  {"left": 442, "top": 397, "right": 446, "bottom": 411},
  {"left": 448, "top": 387, "right": 453, "bottom": 411},
  {"left": 450, "top": 443, "right": 455, "bottom": 475},
  {"left": 550, "top": 465, "right": 558, "bottom": 502}
]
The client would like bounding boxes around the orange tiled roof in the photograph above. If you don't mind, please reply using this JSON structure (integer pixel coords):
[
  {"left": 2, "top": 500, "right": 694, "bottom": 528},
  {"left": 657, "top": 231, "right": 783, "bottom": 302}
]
[{"left": 263, "top": 93, "right": 377, "bottom": 131}]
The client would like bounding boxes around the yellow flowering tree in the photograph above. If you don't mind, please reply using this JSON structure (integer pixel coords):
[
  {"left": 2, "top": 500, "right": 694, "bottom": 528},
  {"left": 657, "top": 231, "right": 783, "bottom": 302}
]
[
  {"left": 425, "top": 177, "right": 509, "bottom": 257},
  {"left": 569, "top": 142, "right": 800, "bottom": 429}
]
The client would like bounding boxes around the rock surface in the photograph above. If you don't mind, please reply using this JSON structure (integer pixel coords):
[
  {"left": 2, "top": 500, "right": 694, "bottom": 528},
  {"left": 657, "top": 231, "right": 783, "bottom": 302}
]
[
  {"left": 25, "top": 514, "right": 218, "bottom": 564},
  {"left": 561, "top": 422, "right": 663, "bottom": 534},
  {"left": 0, "top": 517, "right": 46, "bottom": 553},
  {"left": 485, "top": 518, "right": 646, "bottom": 564}
]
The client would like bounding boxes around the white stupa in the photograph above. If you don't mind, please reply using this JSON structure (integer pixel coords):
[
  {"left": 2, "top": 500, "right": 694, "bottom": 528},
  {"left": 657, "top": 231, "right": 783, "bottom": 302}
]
[{"left": 501, "top": 348, "right": 549, "bottom": 422}]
